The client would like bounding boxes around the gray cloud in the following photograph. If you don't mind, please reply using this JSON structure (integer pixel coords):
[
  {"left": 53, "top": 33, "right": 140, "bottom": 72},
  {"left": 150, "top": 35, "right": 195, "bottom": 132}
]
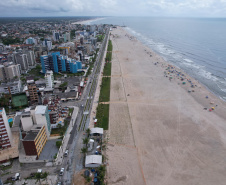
[{"left": 0, "top": 0, "right": 226, "bottom": 17}]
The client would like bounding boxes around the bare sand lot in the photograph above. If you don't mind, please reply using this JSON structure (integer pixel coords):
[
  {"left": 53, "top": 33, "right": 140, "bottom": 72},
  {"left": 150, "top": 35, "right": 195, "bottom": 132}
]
[{"left": 107, "top": 27, "right": 226, "bottom": 185}]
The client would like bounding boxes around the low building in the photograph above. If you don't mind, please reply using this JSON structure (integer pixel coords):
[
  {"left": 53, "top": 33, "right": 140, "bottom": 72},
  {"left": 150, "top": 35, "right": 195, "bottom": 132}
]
[
  {"left": 22, "top": 125, "right": 47, "bottom": 159},
  {"left": 90, "top": 127, "right": 103, "bottom": 136}
]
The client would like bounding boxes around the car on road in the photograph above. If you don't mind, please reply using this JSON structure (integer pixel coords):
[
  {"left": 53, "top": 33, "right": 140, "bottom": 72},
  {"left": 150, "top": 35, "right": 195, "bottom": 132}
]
[
  {"left": 57, "top": 182, "right": 62, "bottom": 185},
  {"left": 64, "top": 150, "right": 69, "bottom": 157},
  {"left": 59, "top": 168, "right": 64, "bottom": 176},
  {"left": 12, "top": 173, "right": 20, "bottom": 181}
]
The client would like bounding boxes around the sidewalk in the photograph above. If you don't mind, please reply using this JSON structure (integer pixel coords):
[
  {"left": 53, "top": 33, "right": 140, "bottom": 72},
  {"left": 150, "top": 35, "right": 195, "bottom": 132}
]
[{"left": 54, "top": 106, "right": 78, "bottom": 166}]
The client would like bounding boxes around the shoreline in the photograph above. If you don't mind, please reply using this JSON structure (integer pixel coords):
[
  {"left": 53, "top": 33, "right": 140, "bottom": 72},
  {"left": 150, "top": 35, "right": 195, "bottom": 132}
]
[
  {"left": 121, "top": 27, "right": 226, "bottom": 119},
  {"left": 107, "top": 26, "right": 226, "bottom": 185},
  {"left": 124, "top": 27, "right": 226, "bottom": 102}
]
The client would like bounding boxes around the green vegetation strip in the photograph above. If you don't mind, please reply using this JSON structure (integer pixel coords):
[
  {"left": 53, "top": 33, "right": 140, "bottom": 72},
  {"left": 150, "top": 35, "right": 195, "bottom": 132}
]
[
  {"left": 95, "top": 104, "right": 109, "bottom": 130},
  {"left": 105, "top": 40, "right": 112, "bottom": 62},
  {"left": 99, "top": 77, "right": 111, "bottom": 102},
  {"left": 103, "top": 62, "right": 111, "bottom": 76}
]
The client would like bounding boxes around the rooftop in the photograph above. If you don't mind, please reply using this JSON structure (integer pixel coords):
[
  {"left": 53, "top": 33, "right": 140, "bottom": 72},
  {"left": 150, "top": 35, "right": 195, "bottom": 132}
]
[
  {"left": 35, "top": 105, "right": 47, "bottom": 114},
  {"left": 23, "top": 125, "right": 44, "bottom": 141}
]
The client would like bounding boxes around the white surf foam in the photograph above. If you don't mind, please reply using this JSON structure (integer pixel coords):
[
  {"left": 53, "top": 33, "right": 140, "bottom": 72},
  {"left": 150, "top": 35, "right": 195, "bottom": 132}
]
[
  {"left": 184, "top": 58, "right": 194, "bottom": 63},
  {"left": 125, "top": 26, "right": 226, "bottom": 97}
]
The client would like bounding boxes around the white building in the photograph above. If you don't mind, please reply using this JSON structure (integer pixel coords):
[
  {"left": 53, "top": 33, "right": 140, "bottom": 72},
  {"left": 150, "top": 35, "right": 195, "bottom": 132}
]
[
  {"left": 34, "top": 106, "right": 51, "bottom": 138},
  {"left": 0, "top": 64, "right": 21, "bottom": 82},
  {"left": 43, "top": 40, "right": 52, "bottom": 51},
  {"left": 20, "top": 111, "right": 34, "bottom": 131},
  {"left": 64, "top": 32, "right": 71, "bottom": 42},
  {"left": 0, "top": 108, "right": 13, "bottom": 150},
  {"left": 45, "top": 70, "right": 54, "bottom": 88}
]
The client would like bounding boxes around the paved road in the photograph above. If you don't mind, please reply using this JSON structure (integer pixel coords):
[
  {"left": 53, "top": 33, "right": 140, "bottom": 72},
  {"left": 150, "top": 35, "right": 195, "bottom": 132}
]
[{"left": 59, "top": 27, "right": 110, "bottom": 185}]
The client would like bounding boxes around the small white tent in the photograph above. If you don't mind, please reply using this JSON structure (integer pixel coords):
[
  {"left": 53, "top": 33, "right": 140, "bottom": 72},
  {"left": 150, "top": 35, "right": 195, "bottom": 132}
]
[{"left": 85, "top": 155, "right": 102, "bottom": 168}]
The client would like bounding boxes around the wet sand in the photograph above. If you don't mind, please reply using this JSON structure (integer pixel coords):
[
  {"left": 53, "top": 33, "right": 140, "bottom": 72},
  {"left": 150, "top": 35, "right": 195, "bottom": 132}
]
[{"left": 107, "top": 27, "right": 226, "bottom": 185}]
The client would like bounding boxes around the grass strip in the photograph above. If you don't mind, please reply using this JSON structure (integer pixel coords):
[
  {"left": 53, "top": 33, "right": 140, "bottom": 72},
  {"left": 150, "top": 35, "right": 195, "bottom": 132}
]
[
  {"left": 99, "top": 77, "right": 111, "bottom": 102},
  {"left": 95, "top": 103, "right": 109, "bottom": 130}
]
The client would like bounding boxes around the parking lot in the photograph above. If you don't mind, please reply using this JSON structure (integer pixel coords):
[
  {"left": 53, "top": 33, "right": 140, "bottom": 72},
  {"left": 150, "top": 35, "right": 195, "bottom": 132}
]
[{"left": 38, "top": 139, "right": 61, "bottom": 161}]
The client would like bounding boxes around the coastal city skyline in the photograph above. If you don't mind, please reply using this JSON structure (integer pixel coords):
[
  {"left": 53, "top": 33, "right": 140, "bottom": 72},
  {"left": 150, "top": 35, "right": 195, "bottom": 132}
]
[
  {"left": 0, "top": 0, "right": 226, "bottom": 17},
  {"left": 0, "top": 1, "right": 226, "bottom": 184}
]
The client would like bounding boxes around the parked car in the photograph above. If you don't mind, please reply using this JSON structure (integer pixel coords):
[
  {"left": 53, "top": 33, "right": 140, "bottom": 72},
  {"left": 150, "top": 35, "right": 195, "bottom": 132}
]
[
  {"left": 12, "top": 173, "right": 20, "bottom": 181},
  {"left": 59, "top": 168, "right": 64, "bottom": 176}
]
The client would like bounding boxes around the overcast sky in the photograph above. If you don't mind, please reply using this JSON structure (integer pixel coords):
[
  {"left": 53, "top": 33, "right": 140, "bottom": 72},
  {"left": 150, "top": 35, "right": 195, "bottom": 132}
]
[{"left": 0, "top": 0, "right": 226, "bottom": 17}]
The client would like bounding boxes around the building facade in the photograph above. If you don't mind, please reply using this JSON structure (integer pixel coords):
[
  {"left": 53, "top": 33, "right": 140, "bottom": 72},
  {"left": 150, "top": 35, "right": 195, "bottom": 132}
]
[
  {"left": 34, "top": 105, "right": 51, "bottom": 138},
  {"left": 41, "top": 52, "right": 82, "bottom": 74},
  {"left": 0, "top": 108, "right": 13, "bottom": 150},
  {"left": 22, "top": 125, "right": 47, "bottom": 158},
  {"left": 0, "top": 63, "right": 21, "bottom": 82},
  {"left": 27, "top": 79, "right": 38, "bottom": 105},
  {"left": 14, "top": 53, "right": 29, "bottom": 72},
  {"left": 45, "top": 70, "right": 54, "bottom": 88},
  {"left": 0, "top": 80, "right": 22, "bottom": 95}
]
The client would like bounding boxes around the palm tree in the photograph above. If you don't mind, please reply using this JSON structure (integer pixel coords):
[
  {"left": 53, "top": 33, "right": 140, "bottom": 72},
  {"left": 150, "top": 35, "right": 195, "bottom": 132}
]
[
  {"left": 83, "top": 138, "right": 89, "bottom": 147},
  {"left": 86, "top": 128, "right": 91, "bottom": 136},
  {"left": 81, "top": 147, "right": 88, "bottom": 155}
]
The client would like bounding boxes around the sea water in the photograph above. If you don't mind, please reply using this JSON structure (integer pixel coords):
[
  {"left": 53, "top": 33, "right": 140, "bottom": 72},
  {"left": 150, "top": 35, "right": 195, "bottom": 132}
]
[{"left": 90, "top": 17, "right": 226, "bottom": 101}]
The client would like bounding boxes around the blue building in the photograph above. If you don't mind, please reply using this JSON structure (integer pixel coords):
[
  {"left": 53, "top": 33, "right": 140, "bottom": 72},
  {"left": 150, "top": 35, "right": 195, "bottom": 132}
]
[
  {"left": 69, "top": 59, "right": 78, "bottom": 73},
  {"left": 41, "top": 52, "right": 82, "bottom": 74}
]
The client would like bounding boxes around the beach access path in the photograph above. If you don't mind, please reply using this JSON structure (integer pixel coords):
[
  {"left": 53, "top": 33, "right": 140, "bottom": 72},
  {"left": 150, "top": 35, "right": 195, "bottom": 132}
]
[{"left": 107, "top": 27, "right": 226, "bottom": 185}]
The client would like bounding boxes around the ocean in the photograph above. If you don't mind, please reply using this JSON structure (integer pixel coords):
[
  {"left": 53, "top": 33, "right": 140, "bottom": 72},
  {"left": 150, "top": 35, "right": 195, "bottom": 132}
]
[{"left": 89, "top": 17, "right": 226, "bottom": 101}]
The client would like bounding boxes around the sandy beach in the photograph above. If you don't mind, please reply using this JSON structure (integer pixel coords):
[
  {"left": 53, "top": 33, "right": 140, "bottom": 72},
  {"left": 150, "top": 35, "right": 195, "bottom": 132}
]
[{"left": 107, "top": 27, "right": 226, "bottom": 185}]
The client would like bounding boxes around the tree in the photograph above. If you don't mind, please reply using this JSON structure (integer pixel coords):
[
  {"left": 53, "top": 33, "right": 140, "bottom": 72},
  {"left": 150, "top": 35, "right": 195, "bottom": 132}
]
[
  {"left": 56, "top": 140, "right": 62, "bottom": 149},
  {"left": 81, "top": 147, "right": 88, "bottom": 154},
  {"left": 86, "top": 128, "right": 91, "bottom": 136},
  {"left": 35, "top": 172, "right": 41, "bottom": 184},
  {"left": 57, "top": 124, "right": 62, "bottom": 129},
  {"left": 83, "top": 138, "right": 89, "bottom": 147}
]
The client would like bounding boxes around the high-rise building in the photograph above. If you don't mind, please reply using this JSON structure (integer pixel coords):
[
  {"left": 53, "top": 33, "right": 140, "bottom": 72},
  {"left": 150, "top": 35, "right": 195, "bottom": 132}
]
[
  {"left": 25, "top": 37, "right": 35, "bottom": 44},
  {"left": 27, "top": 79, "right": 38, "bottom": 105},
  {"left": 34, "top": 106, "right": 51, "bottom": 138},
  {"left": 45, "top": 70, "right": 54, "bottom": 88},
  {"left": 53, "top": 31, "right": 60, "bottom": 41},
  {"left": 14, "top": 54, "right": 29, "bottom": 72},
  {"left": 43, "top": 40, "right": 52, "bottom": 51},
  {"left": 22, "top": 125, "right": 47, "bottom": 158},
  {"left": 0, "top": 108, "right": 13, "bottom": 150},
  {"left": 20, "top": 111, "right": 34, "bottom": 132},
  {"left": 90, "top": 25, "right": 96, "bottom": 32},
  {"left": 64, "top": 32, "right": 71, "bottom": 42},
  {"left": 40, "top": 52, "right": 61, "bottom": 73},
  {"left": 24, "top": 50, "right": 35, "bottom": 67},
  {"left": 0, "top": 63, "right": 21, "bottom": 82},
  {"left": 41, "top": 52, "right": 82, "bottom": 74}
]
